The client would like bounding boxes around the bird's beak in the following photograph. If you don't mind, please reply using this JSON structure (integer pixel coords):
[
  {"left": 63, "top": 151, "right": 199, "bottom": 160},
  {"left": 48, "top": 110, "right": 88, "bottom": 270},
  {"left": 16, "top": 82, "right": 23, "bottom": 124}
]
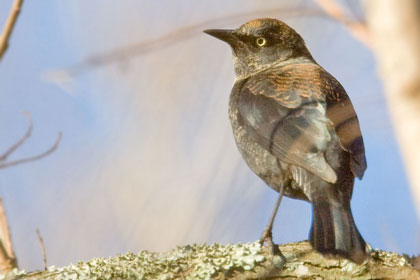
[{"left": 203, "top": 29, "right": 237, "bottom": 45}]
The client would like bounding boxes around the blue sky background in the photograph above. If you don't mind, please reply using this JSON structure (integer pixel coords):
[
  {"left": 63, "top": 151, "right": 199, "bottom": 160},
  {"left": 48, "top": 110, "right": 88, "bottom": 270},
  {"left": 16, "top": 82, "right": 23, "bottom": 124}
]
[{"left": 0, "top": 0, "right": 418, "bottom": 271}]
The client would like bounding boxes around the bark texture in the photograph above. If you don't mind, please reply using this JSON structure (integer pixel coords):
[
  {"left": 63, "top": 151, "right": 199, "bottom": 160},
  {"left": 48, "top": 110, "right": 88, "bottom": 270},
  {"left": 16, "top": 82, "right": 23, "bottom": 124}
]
[{"left": 1, "top": 241, "right": 418, "bottom": 280}]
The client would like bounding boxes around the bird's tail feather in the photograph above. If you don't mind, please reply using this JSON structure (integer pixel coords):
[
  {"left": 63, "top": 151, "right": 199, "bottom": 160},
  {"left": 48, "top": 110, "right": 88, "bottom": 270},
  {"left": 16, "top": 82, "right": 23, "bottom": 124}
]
[{"left": 309, "top": 199, "right": 368, "bottom": 264}]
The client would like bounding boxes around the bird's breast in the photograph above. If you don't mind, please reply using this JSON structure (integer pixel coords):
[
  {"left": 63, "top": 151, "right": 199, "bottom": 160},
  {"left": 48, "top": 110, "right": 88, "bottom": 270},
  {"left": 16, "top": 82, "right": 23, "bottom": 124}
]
[{"left": 228, "top": 83, "right": 285, "bottom": 191}]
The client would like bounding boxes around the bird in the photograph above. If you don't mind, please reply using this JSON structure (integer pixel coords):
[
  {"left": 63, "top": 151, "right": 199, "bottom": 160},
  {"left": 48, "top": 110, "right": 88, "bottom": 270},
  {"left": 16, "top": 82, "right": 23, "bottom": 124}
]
[{"left": 204, "top": 18, "right": 370, "bottom": 264}]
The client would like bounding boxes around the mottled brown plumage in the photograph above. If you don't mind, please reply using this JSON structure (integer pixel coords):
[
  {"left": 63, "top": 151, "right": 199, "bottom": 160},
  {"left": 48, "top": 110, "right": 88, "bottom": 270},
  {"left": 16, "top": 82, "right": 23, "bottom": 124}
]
[{"left": 204, "top": 18, "right": 369, "bottom": 264}]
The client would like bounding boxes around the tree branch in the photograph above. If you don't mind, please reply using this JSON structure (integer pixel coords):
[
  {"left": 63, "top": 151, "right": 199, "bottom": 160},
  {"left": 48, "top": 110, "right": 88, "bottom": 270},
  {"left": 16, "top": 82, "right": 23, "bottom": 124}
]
[
  {"left": 364, "top": 0, "right": 420, "bottom": 218},
  {"left": 0, "top": 198, "right": 17, "bottom": 273},
  {"left": 0, "top": 132, "right": 62, "bottom": 169},
  {"left": 35, "top": 229, "right": 47, "bottom": 271},
  {"left": 0, "top": 0, "right": 24, "bottom": 61},
  {"left": 2, "top": 241, "right": 418, "bottom": 279},
  {"left": 0, "top": 112, "right": 32, "bottom": 163},
  {"left": 314, "top": 0, "right": 372, "bottom": 48},
  {"left": 45, "top": 6, "right": 342, "bottom": 81}
]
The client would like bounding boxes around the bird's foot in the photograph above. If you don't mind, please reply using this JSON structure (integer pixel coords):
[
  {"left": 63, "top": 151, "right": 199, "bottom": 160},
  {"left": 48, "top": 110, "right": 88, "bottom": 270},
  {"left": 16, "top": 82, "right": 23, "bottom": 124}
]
[
  {"left": 259, "top": 228, "right": 286, "bottom": 268},
  {"left": 259, "top": 227, "right": 272, "bottom": 246},
  {"left": 259, "top": 228, "right": 280, "bottom": 255}
]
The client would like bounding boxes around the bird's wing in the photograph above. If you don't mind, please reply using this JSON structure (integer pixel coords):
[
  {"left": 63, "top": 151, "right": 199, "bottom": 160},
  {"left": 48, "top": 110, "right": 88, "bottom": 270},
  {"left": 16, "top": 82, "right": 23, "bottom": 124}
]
[
  {"left": 237, "top": 65, "right": 338, "bottom": 183},
  {"left": 320, "top": 71, "right": 367, "bottom": 179},
  {"left": 237, "top": 63, "right": 366, "bottom": 182}
]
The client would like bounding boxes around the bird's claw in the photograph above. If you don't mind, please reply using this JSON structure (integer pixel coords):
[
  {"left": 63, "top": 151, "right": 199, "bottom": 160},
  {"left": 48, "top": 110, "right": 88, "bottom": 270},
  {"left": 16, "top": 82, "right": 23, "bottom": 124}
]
[
  {"left": 259, "top": 229, "right": 286, "bottom": 268},
  {"left": 259, "top": 228, "right": 281, "bottom": 255},
  {"left": 259, "top": 227, "right": 272, "bottom": 246}
]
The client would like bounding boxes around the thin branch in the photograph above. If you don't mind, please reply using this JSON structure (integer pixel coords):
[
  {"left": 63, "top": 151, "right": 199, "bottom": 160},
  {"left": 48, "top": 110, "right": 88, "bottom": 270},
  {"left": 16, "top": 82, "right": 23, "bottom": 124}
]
[
  {"left": 343, "top": 0, "right": 365, "bottom": 23},
  {"left": 0, "top": 132, "right": 62, "bottom": 169},
  {"left": 45, "top": 3, "right": 374, "bottom": 82},
  {"left": 0, "top": 112, "right": 32, "bottom": 162},
  {"left": 314, "top": 0, "right": 372, "bottom": 48},
  {"left": 35, "top": 228, "right": 47, "bottom": 271},
  {"left": 46, "top": 7, "right": 339, "bottom": 79},
  {"left": 0, "top": 197, "right": 17, "bottom": 273},
  {"left": 0, "top": 0, "right": 24, "bottom": 61}
]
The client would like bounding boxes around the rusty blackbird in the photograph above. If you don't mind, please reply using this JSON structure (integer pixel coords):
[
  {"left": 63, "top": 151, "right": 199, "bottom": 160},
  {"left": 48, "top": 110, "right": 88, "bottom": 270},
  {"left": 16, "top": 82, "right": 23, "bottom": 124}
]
[{"left": 204, "top": 18, "right": 369, "bottom": 264}]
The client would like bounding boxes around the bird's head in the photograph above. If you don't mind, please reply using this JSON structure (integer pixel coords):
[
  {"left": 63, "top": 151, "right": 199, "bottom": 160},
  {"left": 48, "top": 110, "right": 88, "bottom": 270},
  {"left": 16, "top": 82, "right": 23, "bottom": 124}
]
[{"left": 204, "top": 18, "right": 313, "bottom": 78}]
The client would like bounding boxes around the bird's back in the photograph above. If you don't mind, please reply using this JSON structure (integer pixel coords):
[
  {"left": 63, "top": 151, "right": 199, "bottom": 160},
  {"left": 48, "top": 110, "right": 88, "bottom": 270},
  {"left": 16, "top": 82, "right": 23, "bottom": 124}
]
[{"left": 228, "top": 60, "right": 366, "bottom": 202}]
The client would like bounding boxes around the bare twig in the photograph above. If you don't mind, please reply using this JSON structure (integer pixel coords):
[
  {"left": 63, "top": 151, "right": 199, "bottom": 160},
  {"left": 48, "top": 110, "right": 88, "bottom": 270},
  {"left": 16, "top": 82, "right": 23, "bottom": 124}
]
[
  {"left": 0, "top": 113, "right": 61, "bottom": 169},
  {"left": 343, "top": 0, "right": 364, "bottom": 23},
  {"left": 35, "top": 228, "right": 47, "bottom": 270},
  {"left": 0, "top": 0, "right": 24, "bottom": 61},
  {"left": 0, "top": 132, "right": 62, "bottom": 169},
  {"left": 46, "top": 7, "right": 341, "bottom": 79},
  {"left": 0, "top": 197, "right": 17, "bottom": 273},
  {"left": 314, "top": 0, "right": 372, "bottom": 48},
  {"left": 0, "top": 112, "right": 32, "bottom": 162}
]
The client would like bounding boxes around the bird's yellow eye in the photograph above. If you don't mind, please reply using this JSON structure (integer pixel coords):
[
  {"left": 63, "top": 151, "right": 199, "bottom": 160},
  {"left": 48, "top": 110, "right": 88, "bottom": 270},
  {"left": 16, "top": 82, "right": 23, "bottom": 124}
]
[{"left": 256, "top": 37, "right": 266, "bottom": 47}]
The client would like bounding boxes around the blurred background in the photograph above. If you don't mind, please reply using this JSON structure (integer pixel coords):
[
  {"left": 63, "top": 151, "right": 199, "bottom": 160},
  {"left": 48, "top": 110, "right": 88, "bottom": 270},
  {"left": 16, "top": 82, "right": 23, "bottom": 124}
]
[{"left": 0, "top": 0, "right": 418, "bottom": 272}]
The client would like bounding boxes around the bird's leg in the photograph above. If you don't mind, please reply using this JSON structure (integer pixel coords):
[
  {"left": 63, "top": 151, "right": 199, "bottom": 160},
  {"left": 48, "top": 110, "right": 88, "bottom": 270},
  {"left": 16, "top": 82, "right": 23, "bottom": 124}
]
[{"left": 259, "top": 184, "right": 285, "bottom": 255}]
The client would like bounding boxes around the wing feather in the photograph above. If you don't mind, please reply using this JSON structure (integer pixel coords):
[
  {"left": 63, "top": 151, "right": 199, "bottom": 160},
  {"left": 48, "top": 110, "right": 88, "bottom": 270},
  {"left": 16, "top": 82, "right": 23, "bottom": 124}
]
[{"left": 236, "top": 63, "right": 367, "bottom": 182}]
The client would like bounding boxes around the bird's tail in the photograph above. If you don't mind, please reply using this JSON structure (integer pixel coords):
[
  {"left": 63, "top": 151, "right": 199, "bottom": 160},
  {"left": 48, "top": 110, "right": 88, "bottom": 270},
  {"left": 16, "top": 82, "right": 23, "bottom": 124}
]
[{"left": 309, "top": 199, "right": 369, "bottom": 264}]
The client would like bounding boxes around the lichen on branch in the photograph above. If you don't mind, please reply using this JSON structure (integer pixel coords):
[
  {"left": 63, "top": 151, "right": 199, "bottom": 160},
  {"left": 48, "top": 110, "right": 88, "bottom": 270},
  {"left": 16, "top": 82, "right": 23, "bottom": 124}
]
[{"left": 1, "top": 241, "right": 418, "bottom": 280}]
